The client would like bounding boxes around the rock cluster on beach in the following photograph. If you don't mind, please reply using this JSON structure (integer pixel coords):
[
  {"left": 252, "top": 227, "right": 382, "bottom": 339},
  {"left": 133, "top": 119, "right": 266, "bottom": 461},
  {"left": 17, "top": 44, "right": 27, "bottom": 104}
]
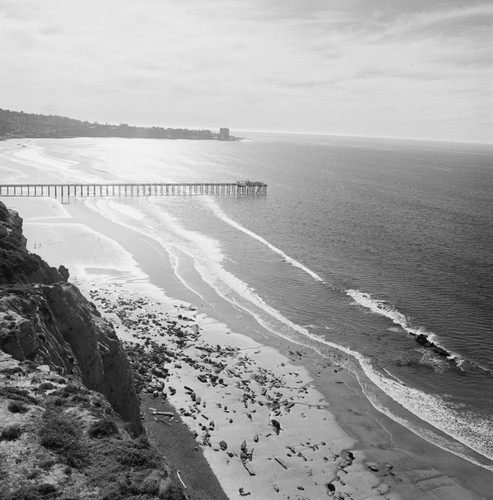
[{"left": 89, "top": 286, "right": 397, "bottom": 499}]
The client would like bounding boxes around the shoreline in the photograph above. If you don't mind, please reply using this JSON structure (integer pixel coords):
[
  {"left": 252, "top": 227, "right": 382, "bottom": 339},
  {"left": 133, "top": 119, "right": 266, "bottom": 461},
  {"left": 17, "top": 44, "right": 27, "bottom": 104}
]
[
  {"left": 7, "top": 195, "right": 491, "bottom": 499},
  {"left": 1, "top": 131, "right": 491, "bottom": 498},
  {"left": 81, "top": 279, "right": 387, "bottom": 499}
]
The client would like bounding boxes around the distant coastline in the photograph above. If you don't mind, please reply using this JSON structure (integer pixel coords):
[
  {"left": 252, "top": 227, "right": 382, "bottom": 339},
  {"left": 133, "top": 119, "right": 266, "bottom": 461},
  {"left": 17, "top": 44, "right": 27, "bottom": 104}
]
[{"left": 0, "top": 108, "right": 240, "bottom": 141}]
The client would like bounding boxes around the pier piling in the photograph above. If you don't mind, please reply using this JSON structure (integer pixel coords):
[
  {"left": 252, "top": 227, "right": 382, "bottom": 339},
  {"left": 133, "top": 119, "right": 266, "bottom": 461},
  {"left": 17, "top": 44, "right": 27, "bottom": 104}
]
[{"left": 0, "top": 181, "right": 267, "bottom": 201}]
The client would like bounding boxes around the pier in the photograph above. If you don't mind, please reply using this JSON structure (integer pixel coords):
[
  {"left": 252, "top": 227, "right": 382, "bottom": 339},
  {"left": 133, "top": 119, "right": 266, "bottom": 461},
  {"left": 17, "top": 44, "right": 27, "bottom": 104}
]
[{"left": 0, "top": 181, "right": 267, "bottom": 201}]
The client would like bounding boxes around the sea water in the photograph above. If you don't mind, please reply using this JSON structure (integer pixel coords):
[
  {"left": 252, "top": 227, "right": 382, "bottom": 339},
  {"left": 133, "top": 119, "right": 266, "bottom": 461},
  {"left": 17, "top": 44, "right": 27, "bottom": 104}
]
[{"left": 2, "top": 133, "right": 492, "bottom": 469}]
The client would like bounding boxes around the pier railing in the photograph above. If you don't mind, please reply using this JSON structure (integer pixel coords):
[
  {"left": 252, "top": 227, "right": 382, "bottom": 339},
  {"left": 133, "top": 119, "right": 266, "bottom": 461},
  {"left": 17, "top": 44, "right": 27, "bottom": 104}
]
[{"left": 0, "top": 181, "right": 267, "bottom": 201}]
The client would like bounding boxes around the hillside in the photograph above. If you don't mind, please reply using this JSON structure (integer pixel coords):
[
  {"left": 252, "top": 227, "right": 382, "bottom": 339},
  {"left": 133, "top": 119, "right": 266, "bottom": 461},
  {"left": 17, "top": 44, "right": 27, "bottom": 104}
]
[{"left": 0, "top": 108, "right": 235, "bottom": 141}]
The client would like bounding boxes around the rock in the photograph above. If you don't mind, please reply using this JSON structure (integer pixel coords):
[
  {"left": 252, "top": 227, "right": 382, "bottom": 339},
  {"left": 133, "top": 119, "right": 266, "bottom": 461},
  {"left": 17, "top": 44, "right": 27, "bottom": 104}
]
[
  {"left": 219, "top": 440, "right": 228, "bottom": 451},
  {"left": 271, "top": 419, "right": 281, "bottom": 435},
  {"left": 327, "top": 482, "right": 336, "bottom": 496},
  {"left": 366, "top": 462, "right": 379, "bottom": 472},
  {"left": 58, "top": 265, "right": 70, "bottom": 281}
]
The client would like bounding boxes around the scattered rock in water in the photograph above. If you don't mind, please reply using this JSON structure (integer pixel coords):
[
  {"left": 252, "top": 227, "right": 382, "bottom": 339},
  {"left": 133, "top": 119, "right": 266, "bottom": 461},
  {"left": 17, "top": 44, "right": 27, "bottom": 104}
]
[{"left": 219, "top": 440, "right": 228, "bottom": 451}]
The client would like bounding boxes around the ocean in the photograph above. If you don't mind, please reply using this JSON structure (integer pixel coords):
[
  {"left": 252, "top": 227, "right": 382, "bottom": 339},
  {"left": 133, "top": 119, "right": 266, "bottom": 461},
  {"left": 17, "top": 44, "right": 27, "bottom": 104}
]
[{"left": 3, "top": 133, "right": 493, "bottom": 470}]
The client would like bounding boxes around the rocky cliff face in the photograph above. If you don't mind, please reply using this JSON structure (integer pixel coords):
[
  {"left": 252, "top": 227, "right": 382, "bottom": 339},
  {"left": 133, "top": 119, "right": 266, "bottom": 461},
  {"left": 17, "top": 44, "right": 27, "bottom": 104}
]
[{"left": 0, "top": 201, "right": 142, "bottom": 435}]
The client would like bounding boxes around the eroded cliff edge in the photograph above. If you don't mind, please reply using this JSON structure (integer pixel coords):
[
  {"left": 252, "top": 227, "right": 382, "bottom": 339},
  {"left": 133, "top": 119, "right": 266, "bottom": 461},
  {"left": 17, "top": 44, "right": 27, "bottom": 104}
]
[
  {"left": 0, "top": 201, "right": 142, "bottom": 435},
  {"left": 0, "top": 200, "right": 231, "bottom": 500}
]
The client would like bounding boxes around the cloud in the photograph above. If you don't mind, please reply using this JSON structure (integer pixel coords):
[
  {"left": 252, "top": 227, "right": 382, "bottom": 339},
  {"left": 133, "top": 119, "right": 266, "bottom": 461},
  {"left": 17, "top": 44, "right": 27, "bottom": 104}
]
[{"left": 0, "top": 0, "right": 491, "bottom": 142}]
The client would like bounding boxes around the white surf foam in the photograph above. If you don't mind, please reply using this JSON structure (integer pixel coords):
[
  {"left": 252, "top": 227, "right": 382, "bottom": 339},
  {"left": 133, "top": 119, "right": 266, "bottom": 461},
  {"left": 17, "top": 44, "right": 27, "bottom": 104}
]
[
  {"left": 81, "top": 196, "right": 493, "bottom": 469},
  {"left": 203, "top": 197, "right": 326, "bottom": 283},
  {"left": 346, "top": 289, "right": 470, "bottom": 369}
]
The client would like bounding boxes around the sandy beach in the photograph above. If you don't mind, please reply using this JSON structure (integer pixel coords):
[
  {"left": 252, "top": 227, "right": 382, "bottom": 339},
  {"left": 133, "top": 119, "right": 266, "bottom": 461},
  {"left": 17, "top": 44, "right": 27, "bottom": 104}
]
[{"left": 4, "top": 183, "right": 492, "bottom": 499}]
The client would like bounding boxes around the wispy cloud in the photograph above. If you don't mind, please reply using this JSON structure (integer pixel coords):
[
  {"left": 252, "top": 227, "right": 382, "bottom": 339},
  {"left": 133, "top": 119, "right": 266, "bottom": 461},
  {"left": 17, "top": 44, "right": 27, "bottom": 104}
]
[{"left": 0, "top": 0, "right": 491, "bottom": 142}]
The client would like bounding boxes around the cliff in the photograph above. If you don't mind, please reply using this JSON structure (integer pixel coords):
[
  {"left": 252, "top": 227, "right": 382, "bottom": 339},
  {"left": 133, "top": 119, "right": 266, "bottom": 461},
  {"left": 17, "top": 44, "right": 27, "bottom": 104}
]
[
  {"left": 0, "top": 201, "right": 142, "bottom": 435},
  {"left": 0, "top": 200, "right": 187, "bottom": 498}
]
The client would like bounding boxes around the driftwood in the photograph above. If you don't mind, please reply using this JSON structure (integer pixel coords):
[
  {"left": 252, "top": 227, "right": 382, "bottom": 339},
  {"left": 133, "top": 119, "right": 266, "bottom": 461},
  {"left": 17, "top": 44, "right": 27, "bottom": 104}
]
[
  {"left": 274, "top": 457, "right": 288, "bottom": 469},
  {"left": 177, "top": 470, "right": 187, "bottom": 489},
  {"left": 243, "top": 462, "right": 256, "bottom": 476}
]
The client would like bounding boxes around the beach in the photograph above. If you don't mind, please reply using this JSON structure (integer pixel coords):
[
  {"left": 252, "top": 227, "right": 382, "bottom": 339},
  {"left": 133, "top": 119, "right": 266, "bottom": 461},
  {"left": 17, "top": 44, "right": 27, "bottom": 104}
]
[
  {"left": 2, "top": 192, "right": 486, "bottom": 500},
  {"left": 2, "top": 137, "right": 492, "bottom": 499}
]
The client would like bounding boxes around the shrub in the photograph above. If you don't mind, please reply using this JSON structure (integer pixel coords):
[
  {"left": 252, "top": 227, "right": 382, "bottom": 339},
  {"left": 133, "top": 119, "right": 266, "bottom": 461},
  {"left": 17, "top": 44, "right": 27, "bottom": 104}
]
[
  {"left": 88, "top": 418, "right": 119, "bottom": 439},
  {"left": 8, "top": 401, "right": 29, "bottom": 413},
  {"left": 38, "top": 382, "right": 56, "bottom": 391},
  {"left": 70, "top": 394, "right": 90, "bottom": 404},
  {"left": 53, "top": 383, "right": 84, "bottom": 398},
  {"left": 0, "top": 366, "right": 23, "bottom": 376},
  {"left": 49, "top": 396, "right": 68, "bottom": 407},
  {"left": 37, "top": 483, "right": 57, "bottom": 495},
  {"left": 39, "top": 411, "right": 88, "bottom": 468},
  {"left": 4, "top": 483, "right": 58, "bottom": 500},
  {"left": 116, "top": 440, "right": 161, "bottom": 470},
  {"left": 0, "top": 425, "right": 22, "bottom": 441},
  {"left": 0, "top": 386, "right": 38, "bottom": 404}
]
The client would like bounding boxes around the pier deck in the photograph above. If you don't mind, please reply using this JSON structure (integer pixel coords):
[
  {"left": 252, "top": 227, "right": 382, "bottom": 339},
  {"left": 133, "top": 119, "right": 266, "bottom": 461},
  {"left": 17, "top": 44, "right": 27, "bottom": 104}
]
[{"left": 0, "top": 181, "right": 267, "bottom": 201}]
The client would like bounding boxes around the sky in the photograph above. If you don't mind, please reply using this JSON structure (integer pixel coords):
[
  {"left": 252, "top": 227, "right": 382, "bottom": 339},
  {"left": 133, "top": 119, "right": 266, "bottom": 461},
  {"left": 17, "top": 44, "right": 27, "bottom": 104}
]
[{"left": 0, "top": 0, "right": 492, "bottom": 143}]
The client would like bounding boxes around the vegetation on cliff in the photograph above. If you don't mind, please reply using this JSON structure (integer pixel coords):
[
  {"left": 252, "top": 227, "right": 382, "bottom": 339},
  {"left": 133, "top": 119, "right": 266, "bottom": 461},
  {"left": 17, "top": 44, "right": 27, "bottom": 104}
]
[
  {"left": 0, "top": 108, "right": 236, "bottom": 141},
  {"left": 0, "top": 352, "right": 185, "bottom": 499}
]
